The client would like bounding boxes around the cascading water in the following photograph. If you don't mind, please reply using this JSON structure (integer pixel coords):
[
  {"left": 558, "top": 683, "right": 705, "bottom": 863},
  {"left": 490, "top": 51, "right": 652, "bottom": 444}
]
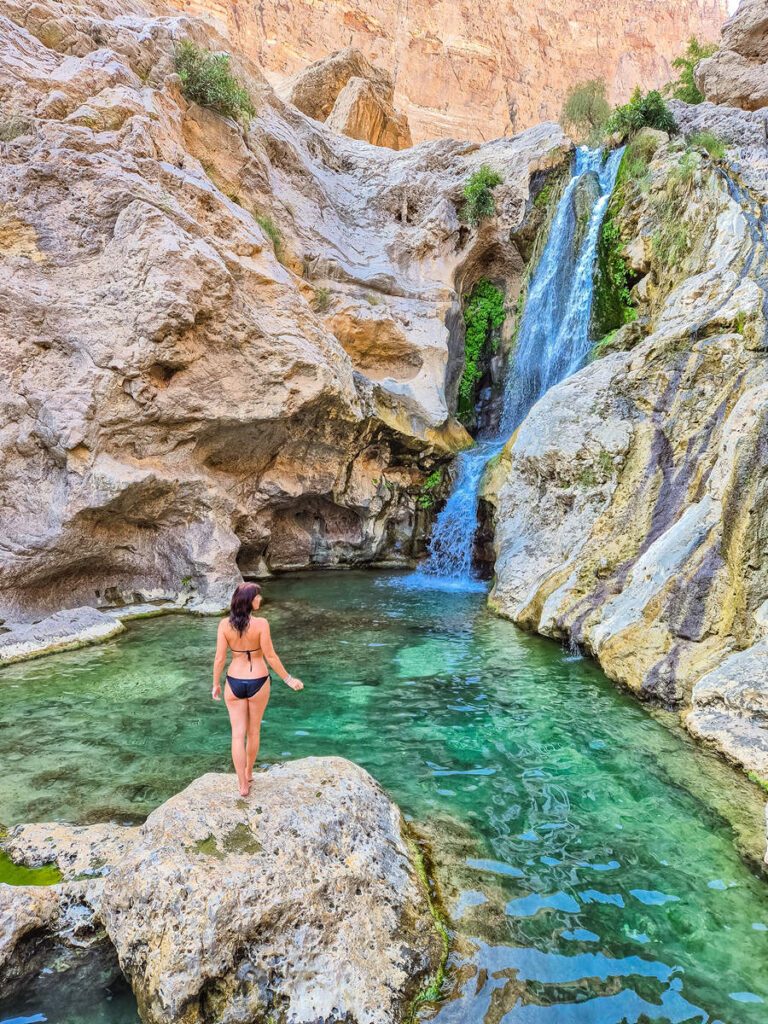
[{"left": 417, "top": 146, "right": 625, "bottom": 588}]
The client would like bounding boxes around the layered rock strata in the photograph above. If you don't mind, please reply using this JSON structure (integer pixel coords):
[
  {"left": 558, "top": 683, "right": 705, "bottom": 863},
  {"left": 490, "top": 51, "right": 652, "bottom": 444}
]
[
  {"left": 167, "top": 0, "right": 728, "bottom": 143},
  {"left": 485, "top": 124, "right": 768, "bottom": 784},
  {"left": 0, "top": 759, "right": 443, "bottom": 1024},
  {"left": 0, "top": 0, "right": 570, "bottom": 620},
  {"left": 697, "top": 0, "right": 768, "bottom": 111}
]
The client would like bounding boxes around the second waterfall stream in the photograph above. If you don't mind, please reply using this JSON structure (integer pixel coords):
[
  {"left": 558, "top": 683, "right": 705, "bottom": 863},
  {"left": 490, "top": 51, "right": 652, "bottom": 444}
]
[{"left": 417, "top": 145, "right": 625, "bottom": 587}]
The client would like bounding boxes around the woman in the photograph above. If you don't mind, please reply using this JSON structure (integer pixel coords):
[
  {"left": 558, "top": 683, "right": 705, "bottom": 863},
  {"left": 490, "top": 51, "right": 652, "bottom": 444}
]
[{"left": 213, "top": 582, "right": 303, "bottom": 795}]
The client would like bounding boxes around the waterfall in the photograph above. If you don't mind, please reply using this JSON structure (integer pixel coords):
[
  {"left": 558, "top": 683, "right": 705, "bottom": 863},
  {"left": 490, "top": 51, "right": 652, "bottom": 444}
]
[{"left": 416, "top": 146, "right": 625, "bottom": 589}]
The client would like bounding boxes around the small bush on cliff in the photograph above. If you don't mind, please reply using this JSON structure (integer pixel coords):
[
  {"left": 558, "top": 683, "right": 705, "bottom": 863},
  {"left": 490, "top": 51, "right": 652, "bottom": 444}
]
[
  {"left": 458, "top": 279, "right": 506, "bottom": 423},
  {"left": 689, "top": 130, "right": 726, "bottom": 160},
  {"left": 664, "top": 37, "right": 717, "bottom": 105},
  {"left": 605, "top": 87, "right": 677, "bottom": 141},
  {"left": 459, "top": 166, "right": 502, "bottom": 226},
  {"left": 256, "top": 214, "right": 283, "bottom": 259},
  {"left": 174, "top": 41, "right": 255, "bottom": 123},
  {"left": 560, "top": 79, "right": 611, "bottom": 144},
  {"left": 416, "top": 470, "right": 442, "bottom": 510}
]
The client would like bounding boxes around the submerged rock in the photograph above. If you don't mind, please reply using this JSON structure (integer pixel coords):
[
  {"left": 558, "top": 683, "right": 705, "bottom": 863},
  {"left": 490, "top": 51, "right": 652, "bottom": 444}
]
[{"left": 0, "top": 758, "right": 443, "bottom": 1024}]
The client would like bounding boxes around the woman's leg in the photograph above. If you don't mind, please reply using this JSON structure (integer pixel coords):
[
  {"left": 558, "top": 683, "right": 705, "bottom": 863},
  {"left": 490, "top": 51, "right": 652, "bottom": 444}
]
[
  {"left": 246, "top": 681, "right": 270, "bottom": 781},
  {"left": 224, "top": 683, "right": 250, "bottom": 795}
]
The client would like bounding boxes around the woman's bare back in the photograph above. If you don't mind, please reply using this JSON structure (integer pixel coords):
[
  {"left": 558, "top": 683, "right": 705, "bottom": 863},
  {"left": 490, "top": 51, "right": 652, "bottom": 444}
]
[{"left": 223, "top": 616, "right": 269, "bottom": 678}]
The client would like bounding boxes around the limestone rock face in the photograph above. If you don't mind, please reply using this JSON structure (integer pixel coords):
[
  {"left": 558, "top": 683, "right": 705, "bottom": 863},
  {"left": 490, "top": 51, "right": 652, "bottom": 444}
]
[
  {"left": 487, "top": 134, "right": 768, "bottom": 773},
  {"left": 0, "top": 0, "right": 570, "bottom": 620},
  {"left": 696, "top": 0, "right": 768, "bottom": 111},
  {"left": 168, "top": 0, "right": 727, "bottom": 143},
  {"left": 0, "top": 606, "right": 124, "bottom": 664},
  {"left": 0, "top": 759, "right": 443, "bottom": 1024},
  {"left": 279, "top": 47, "right": 412, "bottom": 149}
]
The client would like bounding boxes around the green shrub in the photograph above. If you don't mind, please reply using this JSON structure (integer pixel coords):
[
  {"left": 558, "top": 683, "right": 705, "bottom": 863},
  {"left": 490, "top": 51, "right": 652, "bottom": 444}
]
[
  {"left": 605, "top": 87, "right": 677, "bottom": 140},
  {"left": 416, "top": 470, "right": 442, "bottom": 510},
  {"left": 534, "top": 183, "right": 552, "bottom": 209},
  {"left": 689, "top": 130, "right": 726, "bottom": 159},
  {"left": 458, "top": 279, "right": 506, "bottom": 422},
  {"left": 459, "top": 165, "right": 502, "bottom": 226},
  {"left": 174, "top": 41, "right": 255, "bottom": 122},
  {"left": 313, "top": 286, "right": 331, "bottom": 312},
  {"left": 560, "top": 79, "right": 611, "bottom": 144},
  {"left": 664, "top": 37, "right": 717, "bottom": 105},
  {"left": 592, "top": 212, "right": 636, "bottom": 336},
  {"left": 256, "top": 214, "right": 283, "bottom": 259}
]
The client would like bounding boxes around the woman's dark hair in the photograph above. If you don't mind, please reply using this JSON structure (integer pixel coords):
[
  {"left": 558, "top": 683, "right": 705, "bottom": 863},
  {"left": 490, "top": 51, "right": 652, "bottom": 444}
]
[{"left": 229, "top": 582, "right": 262, "bottom": 636}]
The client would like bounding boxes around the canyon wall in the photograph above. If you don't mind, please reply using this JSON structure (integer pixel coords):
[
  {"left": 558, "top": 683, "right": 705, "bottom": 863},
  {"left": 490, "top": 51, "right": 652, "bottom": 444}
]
[
  {"left": 0, "top": 0, "right": 569, "bottom": 620},
  {"left": 485, "top": 112, "right": 768, "bottom": 783},
  {"left": 167, "top": 0, "right": 728, "bottom": 143}
]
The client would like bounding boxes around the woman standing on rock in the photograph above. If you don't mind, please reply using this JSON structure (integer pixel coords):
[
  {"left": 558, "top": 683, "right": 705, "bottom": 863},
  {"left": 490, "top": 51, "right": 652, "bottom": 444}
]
[{"left": 213, "top": 582, "right": 303, "bottom": 795}]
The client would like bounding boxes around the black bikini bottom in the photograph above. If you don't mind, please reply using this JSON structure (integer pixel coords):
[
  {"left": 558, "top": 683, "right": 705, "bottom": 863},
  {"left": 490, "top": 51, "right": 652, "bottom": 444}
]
[{"left": 226, "top": 675, "right": 269, "bottom": 699}]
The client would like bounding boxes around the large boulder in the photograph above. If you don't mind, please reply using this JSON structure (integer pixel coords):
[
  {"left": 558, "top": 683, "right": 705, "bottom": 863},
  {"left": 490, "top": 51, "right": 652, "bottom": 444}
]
[
  {"left": 0, "top": 758, "right": 444, "bottom": 1024},
  {"left": 279, "top": 47, "right": 412, "bottom": 149},
  {"left": 696, "top": 0, "right": 768, "bottom": 110}
]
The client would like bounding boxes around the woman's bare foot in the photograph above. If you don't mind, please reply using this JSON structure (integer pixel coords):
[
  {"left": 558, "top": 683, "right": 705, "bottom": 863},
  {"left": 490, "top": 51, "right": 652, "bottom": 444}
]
[{"left": 239, "top": 779, "right": 249, "bottom": 797}]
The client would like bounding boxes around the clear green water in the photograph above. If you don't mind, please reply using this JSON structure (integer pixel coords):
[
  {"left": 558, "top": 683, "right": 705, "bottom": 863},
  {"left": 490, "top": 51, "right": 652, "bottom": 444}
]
[{"left": 1, "top": 572, "right": 768, "bottom": 1024}]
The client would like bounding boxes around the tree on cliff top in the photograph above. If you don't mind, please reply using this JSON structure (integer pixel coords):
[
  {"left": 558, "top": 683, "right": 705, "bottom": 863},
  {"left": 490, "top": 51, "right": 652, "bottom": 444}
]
[
  {"left": 663, "top": 37, "right": 718, "bottom": 105},
  {"left": 560, "top": 79, "right": 611, "bottom": 145}
]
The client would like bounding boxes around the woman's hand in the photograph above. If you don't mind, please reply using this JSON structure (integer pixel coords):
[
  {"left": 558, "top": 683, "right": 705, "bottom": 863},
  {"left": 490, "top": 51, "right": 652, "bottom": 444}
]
[
  {"left": 286, "top": 677, "right": 304, "bottom": 691},
  {"left": 212, "top": 683, "right": 222, "bottom": 701}
]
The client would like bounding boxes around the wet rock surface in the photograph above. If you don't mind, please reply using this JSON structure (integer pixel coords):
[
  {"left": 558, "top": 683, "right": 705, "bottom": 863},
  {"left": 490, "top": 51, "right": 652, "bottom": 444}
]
[{"left": 0, "top": 758, "right": 442, "bottom": 1024}]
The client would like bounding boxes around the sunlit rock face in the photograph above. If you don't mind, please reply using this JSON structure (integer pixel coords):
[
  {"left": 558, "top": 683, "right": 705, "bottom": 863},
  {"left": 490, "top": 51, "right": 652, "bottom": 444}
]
[
  {"left": 486, "top": 129, "right": 768, "bottom": 779},
  {"left": 278, "top": 47, "right": 412, "bottom": 150},
  {"left": 0, "top": 759, "right": 443, "bottom": 1024},
  {"left": 0, "top": 0, "right": 571, "bottom": 618},
  {"left": 696, "top": 0, "right": 768, "bottom": 111},
  {"left": 166, "top": 0, "right": 727, "bottom": 142}
]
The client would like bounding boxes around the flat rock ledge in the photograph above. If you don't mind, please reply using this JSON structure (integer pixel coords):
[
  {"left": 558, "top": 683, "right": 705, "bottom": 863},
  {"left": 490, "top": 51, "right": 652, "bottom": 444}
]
[
  {"left": 0, "top": 758, "right": 443, "bottom": 1024},
  {"left": 0, "top": 607, "right": 125, "bottom": 665}
]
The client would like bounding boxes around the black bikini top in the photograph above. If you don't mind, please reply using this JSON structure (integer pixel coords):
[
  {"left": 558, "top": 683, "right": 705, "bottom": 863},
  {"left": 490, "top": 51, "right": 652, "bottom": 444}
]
[{"left": 230, "top": 645, "right": 262, "bottom": 667}]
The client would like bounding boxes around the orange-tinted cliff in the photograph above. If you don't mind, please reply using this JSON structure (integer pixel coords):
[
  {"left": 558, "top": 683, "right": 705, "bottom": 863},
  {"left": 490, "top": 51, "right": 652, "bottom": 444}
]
[{"left": 167, "top": 0, "right": 729, "bottom": 142}]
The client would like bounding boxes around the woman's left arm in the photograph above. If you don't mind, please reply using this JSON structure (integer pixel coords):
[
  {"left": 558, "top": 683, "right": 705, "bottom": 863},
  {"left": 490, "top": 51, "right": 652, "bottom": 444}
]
[{"left": 212, "top": 621, "right": 228, "bottom": 700}]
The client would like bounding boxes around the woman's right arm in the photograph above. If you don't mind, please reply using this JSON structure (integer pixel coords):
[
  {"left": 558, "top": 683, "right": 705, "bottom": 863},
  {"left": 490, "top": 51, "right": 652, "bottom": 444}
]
[
  {"left": 212, "top": 621, "right": 228, "bottom": 700},
  {"left": 261, "top": 620, "right": 303, "bottom": 690}
]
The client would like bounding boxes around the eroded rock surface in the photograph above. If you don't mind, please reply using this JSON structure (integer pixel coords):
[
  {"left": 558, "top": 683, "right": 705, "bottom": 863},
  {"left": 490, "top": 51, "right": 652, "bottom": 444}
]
[
  {"left": 696, "top": 0, "right": 768, "bottom": 111},
  {"left": 486, "top": 132, "right": 768, "bottom": 776},
  {"left": 0, "top": 758, "right": 442, "bottom": 1024},
  {"left": 279, "top": 47, "right": 412, "bottom": 149},
  {"left": 0, "top": 607, "right": 124, "bottom": 664},
  {"left": 0, "top": 0, "right": 570, "bottom": 620}
]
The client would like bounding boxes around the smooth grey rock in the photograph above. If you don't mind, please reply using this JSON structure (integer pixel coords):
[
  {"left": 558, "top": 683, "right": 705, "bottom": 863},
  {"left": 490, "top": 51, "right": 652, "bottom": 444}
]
[
  {"left": 669, "top": 98, "right": 768, "bottom": 150},
  {"left": 0, "top": 607, "right": 124, "bottom": 665},
  {"left": 687, "top": 642, "right": 768, "bottom": 775}
]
